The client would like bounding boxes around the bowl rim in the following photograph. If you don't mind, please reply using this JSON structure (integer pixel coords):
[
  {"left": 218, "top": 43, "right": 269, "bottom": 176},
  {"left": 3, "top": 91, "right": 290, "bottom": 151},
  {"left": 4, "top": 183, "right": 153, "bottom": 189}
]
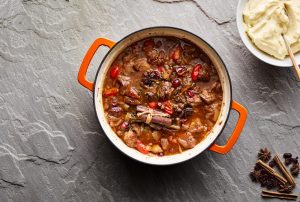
[
  {"left": 92, "top": 26, "right": 233, "bottom": 165},
  {"left": 236, "top": 0, "right": 300, "bottom": 67}
]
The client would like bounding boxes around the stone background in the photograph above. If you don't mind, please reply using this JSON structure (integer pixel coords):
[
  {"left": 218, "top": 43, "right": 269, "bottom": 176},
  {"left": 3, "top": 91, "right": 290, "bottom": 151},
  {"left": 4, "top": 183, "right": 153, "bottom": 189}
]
[{"left": 0, "top": 0, "right": 299, "bottom": 201}]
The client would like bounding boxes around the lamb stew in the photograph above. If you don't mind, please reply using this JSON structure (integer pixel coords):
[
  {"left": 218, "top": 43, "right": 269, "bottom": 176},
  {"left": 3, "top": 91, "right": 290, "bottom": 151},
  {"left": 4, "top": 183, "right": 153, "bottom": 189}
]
[{"left": 102, "top": 37, "right": 223, "bottom": 156}]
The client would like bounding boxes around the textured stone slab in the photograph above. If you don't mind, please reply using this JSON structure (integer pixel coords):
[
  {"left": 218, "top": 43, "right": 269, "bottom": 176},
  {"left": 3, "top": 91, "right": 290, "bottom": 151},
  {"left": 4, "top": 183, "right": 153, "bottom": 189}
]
[{"left": 0, "top": 0, "right": 299, "bottom": 201}]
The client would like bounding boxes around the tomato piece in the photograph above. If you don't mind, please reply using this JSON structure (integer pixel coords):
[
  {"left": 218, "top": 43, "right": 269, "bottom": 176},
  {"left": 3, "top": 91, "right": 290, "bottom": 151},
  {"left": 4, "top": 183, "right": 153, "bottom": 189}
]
[
  {"left": 148, "top": 101, "right": 158, "bottom": 109},
  {"left": 110, "top": 65, "right": 120, "bottom": 79},
  {"left": 136, "top": 140, "right": 149, "bottom": 154},
  {"left": 191, "top": 64, "right": 201, "bottom": 81},
  {"left": 171, "top": 46, "right": 180, "bottom": 60},
  {"left": 103, "top": 88, "right": 119, "bottom": 97},
  {"left": 163, "top": 101, "right": 173, "bottom": 115},
  {"left": 157, "top": 66, "right": 163, "bottom": 73}
]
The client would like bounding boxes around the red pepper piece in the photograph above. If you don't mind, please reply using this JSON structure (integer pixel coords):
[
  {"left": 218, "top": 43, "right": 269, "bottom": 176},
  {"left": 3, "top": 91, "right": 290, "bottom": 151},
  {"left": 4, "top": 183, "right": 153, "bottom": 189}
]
[
  {"left": 163, "top": 101, "right": 173, "bottom": 115},
  {"left": 136, "top": 140, "right": 149, "bottom": 154},
  {"left": 148, "top": 101, "right": 158, "bottom": 109},
  {"left": 103, "top": 88, "right": 119, "bottom": 97},
  {"left": 110, "top": 65, "right": 120, "bottom": 79},
  {"left": 192, "top": 64, "right": 201, "bottom": 81}
]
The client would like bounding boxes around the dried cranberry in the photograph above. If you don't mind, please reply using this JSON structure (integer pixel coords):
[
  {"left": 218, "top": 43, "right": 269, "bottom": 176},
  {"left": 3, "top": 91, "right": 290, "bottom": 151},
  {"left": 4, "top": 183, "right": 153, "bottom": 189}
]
[
  {"left": 175, "top": 66, "right": 186, "bottom": 76},
  {"left": 172, "top": 78, "right": 181, "bottom": 88},
  {"left": 187, "top": 90, "right": 194, "bottom": 98},
  {"left": 283, "top": 153, "right": 292, "bottom": 159}
]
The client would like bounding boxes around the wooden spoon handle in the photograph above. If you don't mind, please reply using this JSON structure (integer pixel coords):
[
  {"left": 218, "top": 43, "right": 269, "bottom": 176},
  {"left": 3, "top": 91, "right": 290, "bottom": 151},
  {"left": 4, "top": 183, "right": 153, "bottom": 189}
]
[{"left": 282, "top": 35, "right": 300, "bottom": 80}]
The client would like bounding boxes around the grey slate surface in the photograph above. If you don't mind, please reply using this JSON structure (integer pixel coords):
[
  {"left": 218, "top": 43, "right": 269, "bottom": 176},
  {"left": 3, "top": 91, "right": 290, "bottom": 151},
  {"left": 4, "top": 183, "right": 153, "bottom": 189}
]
[{"left": 0, "top": 0, "right": 300, "bottom": 201}]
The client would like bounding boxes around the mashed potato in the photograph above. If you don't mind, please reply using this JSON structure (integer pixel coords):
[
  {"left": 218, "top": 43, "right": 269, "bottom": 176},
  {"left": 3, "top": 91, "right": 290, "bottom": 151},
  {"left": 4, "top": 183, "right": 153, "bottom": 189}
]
[{"left": 243, "top": 0, "right": 300, "bottom": 60}]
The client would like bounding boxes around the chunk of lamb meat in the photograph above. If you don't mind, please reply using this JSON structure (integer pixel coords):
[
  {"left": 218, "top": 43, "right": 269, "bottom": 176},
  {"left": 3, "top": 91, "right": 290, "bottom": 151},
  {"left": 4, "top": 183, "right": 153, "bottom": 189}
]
[
  {"left": 146, "top": 49, "right": 165, "bottom": 65},
  {"left": 183, "top": 44, "right": 200, "bottom": 61},
  {"left": 211, "top": 81, "right": 222, "bottom": 93},
  {"left": 123, "top": 130, "right": 137, "bottom": 148},
  {"left": 133, "top": 58, "right": 151, "bottom": 71},
  {"left": 178, "top": 133, "right": 197, "bottom": 149},
  {"left": 122, "top": 54, "right": 136, "bottom": 73},
  {"left": 160, "top": 138, "right": 169, "bottom": 150},
  {"left": 108, "top": 106, "right": 123, "bottom": 117},
  {"left": 186, "top": 94, "right": 202, "bottom": 107},
  {"left": 125, "top": 86, "right": 140, "bottom": 99},
  {"left": 200, "top": 89, "right": 216, "bottom": 104},
  {"left": 124, "top": 96, "right": 141, "bottom": 106},
  {"left": 117, "top": 75, "right": 131, "bottom": 87},
  {"left": 157, "top": 81, "right": 173, "bottom": 100}
]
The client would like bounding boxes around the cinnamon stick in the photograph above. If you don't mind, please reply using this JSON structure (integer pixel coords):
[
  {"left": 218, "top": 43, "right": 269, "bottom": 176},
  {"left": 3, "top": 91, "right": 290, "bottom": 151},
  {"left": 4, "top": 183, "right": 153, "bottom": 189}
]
[
  {"left": 136, "top": 105, "right": 171, "bottom": 117},
  {"left": 256, "top": 160, "right": 288, "bottom": 185},
  {"left": 137, "top": 114, "right": 172, "bottom": 126},
  {"left": 261, "top": 190, "right": 298, "bottom": 200},
  {"left": 274, "top": 154, "right": 296, "bottom": 187}
]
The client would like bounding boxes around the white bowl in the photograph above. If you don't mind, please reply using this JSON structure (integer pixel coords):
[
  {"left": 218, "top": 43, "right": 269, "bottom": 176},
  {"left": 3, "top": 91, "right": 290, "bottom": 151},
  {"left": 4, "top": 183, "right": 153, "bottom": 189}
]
[{"left": 236, "top": 0, "right": 300, "bottom": 67}]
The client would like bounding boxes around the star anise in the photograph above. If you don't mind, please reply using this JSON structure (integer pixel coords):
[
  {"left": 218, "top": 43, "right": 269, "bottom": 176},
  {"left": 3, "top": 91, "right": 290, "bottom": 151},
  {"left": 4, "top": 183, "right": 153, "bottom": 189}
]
[
  {"left": 278, "top": 184, "right": 294, "bottom": 193},
  {"left": 290, "top": 163, "right": 299, "bottom": 177},
  {"left": 258, "top": 148, "right": 271, "bottom": 162}
]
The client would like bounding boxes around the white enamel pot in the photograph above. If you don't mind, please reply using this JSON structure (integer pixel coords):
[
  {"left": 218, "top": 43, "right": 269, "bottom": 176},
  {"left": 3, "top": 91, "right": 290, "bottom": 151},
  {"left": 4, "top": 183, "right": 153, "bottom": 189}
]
[{"left": 78, "top": 27, "right": 248, "bottom": 165}]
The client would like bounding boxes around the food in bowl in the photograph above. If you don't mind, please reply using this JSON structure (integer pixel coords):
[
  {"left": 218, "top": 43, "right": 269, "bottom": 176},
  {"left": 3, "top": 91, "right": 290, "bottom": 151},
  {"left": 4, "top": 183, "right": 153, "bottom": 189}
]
[
  {"left": 243, "top": 0, "right": 300, "bottom": 60},
  {"left": 102, "top": 37, "right": 223, "bottom": 156}
]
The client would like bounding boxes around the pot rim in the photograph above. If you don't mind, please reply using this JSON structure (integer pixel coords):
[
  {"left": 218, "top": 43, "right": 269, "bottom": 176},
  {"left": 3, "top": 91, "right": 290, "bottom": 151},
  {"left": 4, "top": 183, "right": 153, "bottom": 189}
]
[{"left": 93, "top": 26, "right": 233, "bottom": 165}]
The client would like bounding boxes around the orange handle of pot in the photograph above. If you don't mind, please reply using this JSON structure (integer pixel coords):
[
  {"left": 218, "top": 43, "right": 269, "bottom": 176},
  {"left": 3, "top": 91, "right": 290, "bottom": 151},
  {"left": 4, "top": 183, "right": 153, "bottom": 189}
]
[
  {"left": 78, "top": 38, "right": 116, "bottom": 91},
  {"left": 209, "top": 100, "right": 248, "bottom": 154}
]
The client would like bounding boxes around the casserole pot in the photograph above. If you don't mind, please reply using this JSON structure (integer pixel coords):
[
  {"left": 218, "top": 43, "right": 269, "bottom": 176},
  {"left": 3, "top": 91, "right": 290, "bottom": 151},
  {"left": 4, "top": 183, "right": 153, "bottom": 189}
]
[{"left": 78, "top": 27, "right": 248, "bottom": 165}]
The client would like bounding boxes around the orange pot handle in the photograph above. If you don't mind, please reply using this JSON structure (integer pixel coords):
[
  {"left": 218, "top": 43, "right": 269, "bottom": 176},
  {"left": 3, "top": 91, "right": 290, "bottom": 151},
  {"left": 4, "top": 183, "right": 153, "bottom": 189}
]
[
  {"left": 78, "top": 38, "right": 116, "bottom": 91},
  {"left": 209, "top": 100, "right": 248, "bottom": 154}
]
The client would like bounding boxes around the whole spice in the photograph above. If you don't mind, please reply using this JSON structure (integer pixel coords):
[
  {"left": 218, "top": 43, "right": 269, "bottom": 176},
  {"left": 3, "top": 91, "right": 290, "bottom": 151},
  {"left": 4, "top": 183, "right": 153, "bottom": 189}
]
[
  {"left": 285, "top": 157, "right": 293, "bottom": 166},
  {"left": 273, "top": 155, "right": 296, "bottom": 187},
  {"left": 256, "top": 160, "right": 288, "bottom": 185},
  {"left": 278, "top": 184, "right": 294, "bottom": 193},
  {"left": 258, "top": 148, "right": 271, "bottom": 162},
  {"left": 250, "top": 170, "right": 261, "bottom": 182},
  {"left": 261, "top": 190, "right": 298, "bottom": 201},
  {"left": 283, "top": 153, "right": 292, "bottom": 159},
  {"left": 290, "top": 163, "right": 299, "bottom": 177}
]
